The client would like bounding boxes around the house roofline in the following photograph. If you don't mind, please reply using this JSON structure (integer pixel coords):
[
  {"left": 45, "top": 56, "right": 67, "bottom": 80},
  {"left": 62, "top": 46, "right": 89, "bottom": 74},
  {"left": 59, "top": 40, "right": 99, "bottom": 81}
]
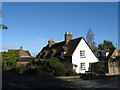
[
  {"left": 77, "top": 37, "right": 100, "bottom": 61},
  {"left": 84, "top": 38, "right": 100, "bottom": 61},
  {"left": 71, "top": 37, "right": 83, "bottom": 56}
]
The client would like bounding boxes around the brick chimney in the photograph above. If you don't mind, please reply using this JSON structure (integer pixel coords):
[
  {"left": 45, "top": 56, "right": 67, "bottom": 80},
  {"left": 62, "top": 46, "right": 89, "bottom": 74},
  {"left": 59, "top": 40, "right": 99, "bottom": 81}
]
[
  {"left": 48, "top": 39, "right": 55, "bottom": 48},
  {"left": 65, "top": 32, "right": 72, "bottom": 44}
]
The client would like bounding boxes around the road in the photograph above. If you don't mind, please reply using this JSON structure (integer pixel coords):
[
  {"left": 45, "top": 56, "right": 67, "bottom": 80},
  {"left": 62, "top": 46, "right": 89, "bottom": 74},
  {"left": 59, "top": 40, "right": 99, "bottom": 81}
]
[
  {"left": 71, "top": 76, "right": 120, "bottom": 89},
  {"left": 2, "top": 71, "right": 120, "bottom": 90},
  {"left": 2, "top": 71, "right": 75, "bottom": 89}
]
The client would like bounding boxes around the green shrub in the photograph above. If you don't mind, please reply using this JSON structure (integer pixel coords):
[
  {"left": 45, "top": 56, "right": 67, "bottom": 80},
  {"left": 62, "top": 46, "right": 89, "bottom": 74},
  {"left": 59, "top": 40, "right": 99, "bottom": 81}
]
[
  {"left": 63, "top": 62, "right": 76, "bottom": 76},
  {"left": 3, "top": 57, "right": 77, "bottom": 76},
  {"left": 2, "top": 50, "right": 18, "bottom": 67},
  {"left": 91, "top": 61, "right": 106, "bottom": 75},
  {"left": 24, "top": 64, "right": 53, "bottom": 76},
  {"left": 38, "top": 65, "right": 53, "bottom": 76},
  {"left": 37, "top": 64, "right": 53, "bottom": 76},
  {"left": 48, "top": 58, "right": 66, "bottom": 76},
  {"left": 2, "top": 64, "right": 16, "bottom": 71},
  {"left": 15, "top": 64, "right": 27, "bottom": 74},
  {"left": 80, "top": 73, "right": 97, "bottom": 79},
  {"left": 24, "top": 66, "right": 39, "bottom": 75}
]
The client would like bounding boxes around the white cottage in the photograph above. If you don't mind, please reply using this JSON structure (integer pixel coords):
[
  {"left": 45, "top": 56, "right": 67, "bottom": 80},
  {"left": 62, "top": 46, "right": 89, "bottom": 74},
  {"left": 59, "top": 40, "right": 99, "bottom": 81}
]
[
  {"left": 72, "top": 37, "right": 98, "bottom": 73},
  {"left": 37, "top": 32, "right": 99, "bottom": 73}
]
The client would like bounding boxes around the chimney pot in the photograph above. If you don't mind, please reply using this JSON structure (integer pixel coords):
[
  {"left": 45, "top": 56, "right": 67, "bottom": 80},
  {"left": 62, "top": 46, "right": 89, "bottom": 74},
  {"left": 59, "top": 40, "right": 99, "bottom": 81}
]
[
  {"left": 48, "top": 39, "right": 55, "bottom": 47},
  {"left": 65, "top": 32, "right": 73, "bottom": 44},
  {"left": 66, "top": 32, "right": 69, "bottom": 34}
]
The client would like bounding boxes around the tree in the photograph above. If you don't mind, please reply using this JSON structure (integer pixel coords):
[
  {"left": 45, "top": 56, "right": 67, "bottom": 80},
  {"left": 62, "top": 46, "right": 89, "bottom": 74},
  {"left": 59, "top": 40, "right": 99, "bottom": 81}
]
[
  {"left": 0, "top": 9, "right": 8, "bottom": 30},
  {"left": 86, "top": 29, "right": 96, "bottom": 48},
  {"left": 98, "top": 40, "right": 115, "bottom": 50},
  {"left": 2, "top": 50, "right": 19, "bottom": 68},
  {"left": 0, "top": 24, "right": 8, "bottom": 30}
]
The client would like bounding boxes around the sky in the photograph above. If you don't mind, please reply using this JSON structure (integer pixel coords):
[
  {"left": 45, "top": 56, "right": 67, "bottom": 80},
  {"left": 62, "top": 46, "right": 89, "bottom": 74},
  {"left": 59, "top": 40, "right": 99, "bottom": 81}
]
[{"left": 1, "top": 2, "right": 118, "bottom": 56}]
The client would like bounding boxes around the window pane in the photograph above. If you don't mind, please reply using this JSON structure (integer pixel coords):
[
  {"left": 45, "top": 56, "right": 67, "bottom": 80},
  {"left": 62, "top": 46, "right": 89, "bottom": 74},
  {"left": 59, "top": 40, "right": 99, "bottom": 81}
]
[
  {"left": 80, "top": 63, "right": 85, "bottom": 70},
  {"left": 80, "top": 50, "right": 85, "bottom": 58}
]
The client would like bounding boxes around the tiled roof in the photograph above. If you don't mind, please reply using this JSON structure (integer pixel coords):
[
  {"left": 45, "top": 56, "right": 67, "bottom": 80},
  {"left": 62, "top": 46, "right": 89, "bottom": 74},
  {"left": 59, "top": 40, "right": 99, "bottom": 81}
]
[
  {"left": 111, "top": 48, "right": 120, "bottom": 57},
  {"left": 7, "top": 49, "right": 32, "bottom": 58},
  {"left": 37, "top": 37, "right": 82, "bottom": 58},
  {"left": 65, "top": 37, "right": 82, "bottom": 56},
  {"left": 19, "top": 49, "right": 31, "bottom": 57}
]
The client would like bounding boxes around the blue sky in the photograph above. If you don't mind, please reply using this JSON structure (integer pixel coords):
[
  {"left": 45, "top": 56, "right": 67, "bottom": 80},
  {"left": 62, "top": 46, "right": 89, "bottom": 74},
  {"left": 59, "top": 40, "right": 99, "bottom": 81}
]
[{"left": 2, "top": 2, "right": 118, "bottom": 56}]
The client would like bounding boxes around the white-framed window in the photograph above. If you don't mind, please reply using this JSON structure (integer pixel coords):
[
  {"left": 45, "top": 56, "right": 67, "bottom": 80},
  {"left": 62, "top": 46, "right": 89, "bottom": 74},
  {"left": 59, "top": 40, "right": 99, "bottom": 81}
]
[
  {"left": 80, "top": 63, "right": 85, "bottom": 70},
  {"left": 80, "top": 50, "right": 85, "bottom": 58}
]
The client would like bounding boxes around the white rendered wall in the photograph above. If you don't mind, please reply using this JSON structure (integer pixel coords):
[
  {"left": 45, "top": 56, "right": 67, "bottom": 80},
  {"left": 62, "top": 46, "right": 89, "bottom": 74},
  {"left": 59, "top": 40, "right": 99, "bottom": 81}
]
[{"left": 72, "top": 38, "right": 98, "bottom": 73}]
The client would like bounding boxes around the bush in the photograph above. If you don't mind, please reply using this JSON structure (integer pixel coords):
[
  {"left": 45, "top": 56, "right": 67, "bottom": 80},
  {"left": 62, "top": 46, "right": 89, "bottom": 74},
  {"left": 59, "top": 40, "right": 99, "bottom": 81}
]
[
  {"left": 15, "top": 64, "right": 27, "bottom": 74},
  {"left": 91, "top": 61, "right": 106, "bottom": 75},
  {"left": 80, "top": 73, "right": 97, "bottom": 80},
  {"left": 38, "top": 66, "right": 53, "bottom": 76},
  {"left": 63, "top": 62, "right": 76, "bottom": 76},
  {"left": 34, "top": 58, "right": 76, "bottom": 76},
  {"left": 3, "top": 57, "right": 77, "bottom": 76},
  {"left": 24, "top": 63, "right": 53, "bottom": 76},
  {"left": 2, "top": 65, "right": 16, "bottom": 71},
  {"left": 96, "top": 69, "right": 106, "bottom": 75},
  {"left": 24, "top": 65, "right": 39, "bottom": 75},
  {"left": 2, "top": 50, "right": 18, "bottom": 67},
  {"left": 48, "top": 58, "right": 66, "bottom": 76},
  {"left": 37, "top": 64, "right": 53, "bottom": 76}
]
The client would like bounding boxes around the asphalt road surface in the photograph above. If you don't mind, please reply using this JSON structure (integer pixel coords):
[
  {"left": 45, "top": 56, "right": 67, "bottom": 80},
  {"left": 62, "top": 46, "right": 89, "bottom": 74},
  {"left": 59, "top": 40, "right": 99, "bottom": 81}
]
[
  {"left": 2, "top": 71, "right": 75, "bottom": 89},
  {"left": 2, "top": 71, "right": 120, "bottom": 90}
]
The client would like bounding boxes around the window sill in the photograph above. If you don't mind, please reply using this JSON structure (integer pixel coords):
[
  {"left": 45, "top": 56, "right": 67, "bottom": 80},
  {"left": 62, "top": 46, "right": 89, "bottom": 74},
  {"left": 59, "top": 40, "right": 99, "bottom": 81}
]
[
  {"left": 80, "top": 69, "right": 86, "bottom": 70},
  {"left": 80, "top": 57, "right": 86, "bottom": 58}
]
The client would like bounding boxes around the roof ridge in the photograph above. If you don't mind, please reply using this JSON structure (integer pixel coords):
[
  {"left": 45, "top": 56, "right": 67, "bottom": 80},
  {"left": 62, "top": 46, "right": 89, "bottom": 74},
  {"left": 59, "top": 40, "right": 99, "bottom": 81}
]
[{"left": 38, "top": 36, "right": 83, "bottom": 58}]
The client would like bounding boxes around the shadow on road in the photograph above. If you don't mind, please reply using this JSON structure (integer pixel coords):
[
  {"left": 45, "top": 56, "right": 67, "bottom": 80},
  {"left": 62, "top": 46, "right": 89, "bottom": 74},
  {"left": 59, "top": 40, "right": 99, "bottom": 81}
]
[
  {"left": 2, "top": 70, "right": 77, "bottom": 89},
  {"left": 2, "top": 70, "right": 120, "bottom": 90}
]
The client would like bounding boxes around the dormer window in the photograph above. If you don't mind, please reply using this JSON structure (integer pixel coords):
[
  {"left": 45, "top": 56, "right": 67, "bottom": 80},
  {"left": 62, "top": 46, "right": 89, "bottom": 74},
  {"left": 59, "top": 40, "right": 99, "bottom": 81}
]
[{"left": 80, "top": 50, "right": 86, "bottom": 58}]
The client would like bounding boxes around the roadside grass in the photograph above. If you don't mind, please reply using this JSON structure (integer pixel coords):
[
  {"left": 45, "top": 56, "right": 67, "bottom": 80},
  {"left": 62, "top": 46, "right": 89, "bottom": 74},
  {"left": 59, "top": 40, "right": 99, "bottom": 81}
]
[{"left": 55, "top": 76, "right": 80, "bottom": 79}]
